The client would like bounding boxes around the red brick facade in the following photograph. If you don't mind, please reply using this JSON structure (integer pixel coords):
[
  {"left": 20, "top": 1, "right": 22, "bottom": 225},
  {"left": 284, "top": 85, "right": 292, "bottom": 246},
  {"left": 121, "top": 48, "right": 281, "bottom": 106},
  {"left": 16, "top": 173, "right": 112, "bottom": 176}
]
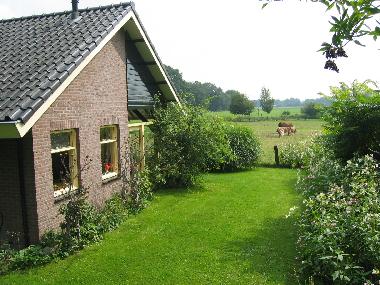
[{"left": 0, "top": 31, "right": 129, "bottom": 244}]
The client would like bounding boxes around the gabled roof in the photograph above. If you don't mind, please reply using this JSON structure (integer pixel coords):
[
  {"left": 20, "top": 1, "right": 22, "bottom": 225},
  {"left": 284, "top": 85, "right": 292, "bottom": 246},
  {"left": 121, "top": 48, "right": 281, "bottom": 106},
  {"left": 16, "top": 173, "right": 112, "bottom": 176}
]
[{"left": 0, "top": 2, "right": 179, "bottom": 138}]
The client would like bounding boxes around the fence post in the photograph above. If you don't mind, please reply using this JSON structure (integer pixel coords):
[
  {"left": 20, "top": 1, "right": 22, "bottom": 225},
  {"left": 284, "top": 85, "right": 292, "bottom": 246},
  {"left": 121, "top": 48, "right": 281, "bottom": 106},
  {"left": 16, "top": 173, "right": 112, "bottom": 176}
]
[{"left": 274, "top": 145, "right": 279, "bottom": 166}]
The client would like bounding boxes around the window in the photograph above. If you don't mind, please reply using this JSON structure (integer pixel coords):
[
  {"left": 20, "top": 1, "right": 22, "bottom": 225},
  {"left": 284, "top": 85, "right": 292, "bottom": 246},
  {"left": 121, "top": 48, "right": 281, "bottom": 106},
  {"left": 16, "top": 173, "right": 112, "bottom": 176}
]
[
  {"left": 100, "top": 125, "right": 119, "bottom": 180},
  {"left": 51, "top": 129, "right": 78, "bottom": 198}
]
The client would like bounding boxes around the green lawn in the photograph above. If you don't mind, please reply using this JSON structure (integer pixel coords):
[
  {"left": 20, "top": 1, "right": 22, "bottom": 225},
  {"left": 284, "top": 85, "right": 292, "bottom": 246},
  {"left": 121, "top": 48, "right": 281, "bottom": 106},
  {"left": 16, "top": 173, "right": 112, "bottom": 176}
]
[
  {"left": 255, "top": 106, "right": 302, "bottom": 118},
  {"left": 237, "top": 120, "right": 323, "bottom": 165},
  {"left": 1, "top": 168, "right": 301, "bottom": 285},
  {"left": 212, "top": 107, "right": 302, "bottom": 120}
]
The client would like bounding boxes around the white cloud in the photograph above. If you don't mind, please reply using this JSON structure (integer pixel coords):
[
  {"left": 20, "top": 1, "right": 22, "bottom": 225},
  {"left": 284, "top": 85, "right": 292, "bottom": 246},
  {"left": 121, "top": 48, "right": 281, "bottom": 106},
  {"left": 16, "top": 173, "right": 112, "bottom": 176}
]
[{"left": 0, "top": 4, "right": 15, "bottom": 19}]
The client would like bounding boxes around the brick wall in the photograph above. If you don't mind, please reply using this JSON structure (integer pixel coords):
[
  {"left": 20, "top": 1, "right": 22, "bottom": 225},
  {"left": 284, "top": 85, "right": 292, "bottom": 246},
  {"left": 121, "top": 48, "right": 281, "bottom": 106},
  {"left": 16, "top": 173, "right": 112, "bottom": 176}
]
[{"left": 31, "top": 31, "right": 129, "bottom": 237}]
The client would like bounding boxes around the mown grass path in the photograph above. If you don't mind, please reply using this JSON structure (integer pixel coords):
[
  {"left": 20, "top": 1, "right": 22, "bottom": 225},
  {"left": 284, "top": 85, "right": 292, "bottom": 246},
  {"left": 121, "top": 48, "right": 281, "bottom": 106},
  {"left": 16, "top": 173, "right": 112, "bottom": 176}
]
[{"left": 1, "top": 168, "right": 301, "bottom": 285}]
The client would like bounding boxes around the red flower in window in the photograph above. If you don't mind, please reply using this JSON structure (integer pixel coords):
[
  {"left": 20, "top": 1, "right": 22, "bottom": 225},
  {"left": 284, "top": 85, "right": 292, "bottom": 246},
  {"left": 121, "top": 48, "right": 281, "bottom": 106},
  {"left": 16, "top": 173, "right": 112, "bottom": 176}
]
[{"left": 104, "top": 162, "right": 112, "bottom": 173}]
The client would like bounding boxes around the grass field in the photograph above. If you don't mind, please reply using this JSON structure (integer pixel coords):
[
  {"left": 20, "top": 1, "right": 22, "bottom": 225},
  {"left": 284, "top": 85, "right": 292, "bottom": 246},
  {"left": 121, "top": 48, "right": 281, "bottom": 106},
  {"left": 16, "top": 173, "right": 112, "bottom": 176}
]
[
  {"left": 237, "top": 120, "right": 323, "bottom": 165},
  {"left": 213, "top": 106, "right": 302, "bottom": 120},
  {"left": 210, "top": 109, "right": 323, "bottom": 165},
  {"left": 255, "top": 106, "right": 302, "bottom": 118},
  {"left": 1, "top": 168, "right": 301, "bottom": 285}
]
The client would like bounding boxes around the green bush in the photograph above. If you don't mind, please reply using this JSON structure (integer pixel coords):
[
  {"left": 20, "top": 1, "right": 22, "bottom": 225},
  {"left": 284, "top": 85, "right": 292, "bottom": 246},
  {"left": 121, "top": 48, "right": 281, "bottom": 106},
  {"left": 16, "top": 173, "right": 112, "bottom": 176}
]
[
  {"left": 98, "top": 194, "right": 127, "bottom": 233},
  {"left": 323, "top": 80, "right": 380, "bottom": 162},
  {"left": 278, "top": 135, "right": 326, "bottom": 169},
  {"left": 297, "top": 155, "right": 380, "bottom": 284},
  {"left": 124, "top": 169, "right": 153, "bottom": 214},
  {"left": 221, "top": 125, "right": 261, "bottom": 170},
  {"left": 149, "top": 103, "right": 231, "bottom": 187},
  {"left": 58, "top": 188, "right": 102, "bottom": 254},
  {"left": 0, "top": 167, "right": 153, "bottom": 275}
]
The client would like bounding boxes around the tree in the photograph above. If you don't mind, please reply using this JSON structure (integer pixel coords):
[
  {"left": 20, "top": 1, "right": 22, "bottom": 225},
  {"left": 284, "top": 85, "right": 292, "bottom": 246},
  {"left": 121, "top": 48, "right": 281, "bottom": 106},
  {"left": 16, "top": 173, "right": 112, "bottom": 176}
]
[
  {"left": 319, "top": 0, "right": 380, "bottom": 72},
  {"left": 229, "top": 91, "right": 254, "bottom": 115},
  {"left": 301, "top": 102, "right": 321, "bottom": 119},
  {"left": 259, "top": 87, "right": 275, "bottom": 114},
  {"left": 274, "top": 98, "right": 302, "bottom": 107},
  {"left": 165, "top": 64, "right": 234, "bottom": 111}
]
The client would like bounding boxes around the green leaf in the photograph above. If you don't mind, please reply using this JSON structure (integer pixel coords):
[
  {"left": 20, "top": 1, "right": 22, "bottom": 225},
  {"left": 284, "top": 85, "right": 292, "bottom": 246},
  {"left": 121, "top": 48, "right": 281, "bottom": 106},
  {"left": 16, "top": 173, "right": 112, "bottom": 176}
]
[
  {"left": 364, "top": 6, "right": 380, "bottom": 15},
  {"left": 354, "top": 39, "right": 366, "bottom": 46},
  {"left": 332, "top": 270, "right": 340, "bottom": 280},
  {"left": 331, "top": 16, "right": 340, "bottom": 23}
]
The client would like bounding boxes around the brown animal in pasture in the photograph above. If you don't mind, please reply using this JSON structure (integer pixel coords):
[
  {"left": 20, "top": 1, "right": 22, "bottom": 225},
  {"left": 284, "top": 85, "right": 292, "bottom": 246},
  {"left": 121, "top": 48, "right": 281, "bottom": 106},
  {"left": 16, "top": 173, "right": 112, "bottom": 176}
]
[
  {"left": 277, "top": 127, "right": 287, "bottom": 137},
  {"left": 277, "top": 126, "right": 296, "bottom": 137},
  {"left": 278, "top": 122, "right": 293, "bottom": 128}
]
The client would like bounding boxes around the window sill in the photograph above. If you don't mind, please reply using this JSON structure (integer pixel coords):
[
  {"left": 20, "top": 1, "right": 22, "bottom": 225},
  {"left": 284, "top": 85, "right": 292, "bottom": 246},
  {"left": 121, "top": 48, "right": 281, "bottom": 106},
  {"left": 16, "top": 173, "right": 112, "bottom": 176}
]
[
  {"left": 54, "top": 187, "right": 78, "bottom": 203},
  {"left": 102, "top": 172, "right": 119, "bottom": 183}
]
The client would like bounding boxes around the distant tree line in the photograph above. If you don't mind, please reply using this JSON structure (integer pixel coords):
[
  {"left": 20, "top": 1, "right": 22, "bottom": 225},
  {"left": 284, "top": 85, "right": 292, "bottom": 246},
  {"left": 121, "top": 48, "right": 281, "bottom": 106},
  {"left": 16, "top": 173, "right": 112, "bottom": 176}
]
[
  {"left": 165, "top": 65, "right": 230, "bottom": 111},
  {"left": 274, "top": 97, "right": 330, "bottom": 107},
  {"left": 165, "top": 65, "right": 330, "bottom": 112}
]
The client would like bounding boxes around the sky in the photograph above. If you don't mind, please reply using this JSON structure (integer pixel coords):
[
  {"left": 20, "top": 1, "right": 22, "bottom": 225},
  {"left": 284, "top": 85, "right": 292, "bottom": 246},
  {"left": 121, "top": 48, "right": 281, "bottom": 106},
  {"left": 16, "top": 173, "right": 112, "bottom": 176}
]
[{"left": 1, "top": 0, "right": 379, "bottom": 100}]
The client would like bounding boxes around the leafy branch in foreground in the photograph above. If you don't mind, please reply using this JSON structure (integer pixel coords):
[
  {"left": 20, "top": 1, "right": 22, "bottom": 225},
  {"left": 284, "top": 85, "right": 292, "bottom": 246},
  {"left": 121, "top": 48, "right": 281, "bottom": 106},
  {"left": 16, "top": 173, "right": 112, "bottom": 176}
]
[
  {"left": 320, "top": 0, "right": 380, "bottom": 72},
  {"left": 262, "top": 0, "right": 380, "bottom": 72}
]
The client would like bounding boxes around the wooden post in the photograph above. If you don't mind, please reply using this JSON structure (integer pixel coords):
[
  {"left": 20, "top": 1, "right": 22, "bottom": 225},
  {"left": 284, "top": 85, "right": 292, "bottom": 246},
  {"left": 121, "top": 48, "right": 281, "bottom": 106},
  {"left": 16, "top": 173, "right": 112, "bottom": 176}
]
[
  {"left": 274, "top": 145, "right": 279, "bottom": 166},
  {"left": 139, "top": 124, "right": 145, "bottom": 170}
]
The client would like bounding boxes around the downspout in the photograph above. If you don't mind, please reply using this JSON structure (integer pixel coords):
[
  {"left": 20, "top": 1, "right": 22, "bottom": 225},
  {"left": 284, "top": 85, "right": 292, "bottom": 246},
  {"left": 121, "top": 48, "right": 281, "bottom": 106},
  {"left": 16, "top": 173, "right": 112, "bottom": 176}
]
[{"left": 17, "top": 138, "right": 30, "bottom": 246}]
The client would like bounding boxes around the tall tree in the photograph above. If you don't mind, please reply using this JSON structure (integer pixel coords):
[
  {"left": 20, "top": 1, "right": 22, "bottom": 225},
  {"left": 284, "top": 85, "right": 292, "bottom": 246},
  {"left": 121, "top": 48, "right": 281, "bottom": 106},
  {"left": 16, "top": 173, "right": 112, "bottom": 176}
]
[
  {"left": 165, "top": 64, "right": 233, "bottom": 110},
  {"left": 229, "top": 91, "right": 254, "bottom": 115},
  {"left": 259, "top": 87, "right": 275, "bottom": 114}
]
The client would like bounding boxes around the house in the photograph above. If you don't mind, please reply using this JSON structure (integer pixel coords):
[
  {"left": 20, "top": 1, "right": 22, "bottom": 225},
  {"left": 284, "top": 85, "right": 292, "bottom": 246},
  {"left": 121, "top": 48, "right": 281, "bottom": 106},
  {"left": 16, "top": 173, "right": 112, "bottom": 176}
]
[{"left": 0, "top": 1, "right": 180, "bottom": 246}]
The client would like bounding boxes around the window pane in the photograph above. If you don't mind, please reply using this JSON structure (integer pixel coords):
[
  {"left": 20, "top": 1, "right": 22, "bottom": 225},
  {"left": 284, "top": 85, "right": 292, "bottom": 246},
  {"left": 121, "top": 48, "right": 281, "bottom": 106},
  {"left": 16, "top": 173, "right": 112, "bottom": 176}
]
[
  {"left": 101, "top": 143, "right": 116, "bottom": 174},
  {"left": 51, "top": 132, "right": 71, "bottom": 149},
  {"left": 52, "top": 151, "right": 72, "bottom": 191},
  {"left": 100, "top": 127, "right": 113, "bottom": 141}
]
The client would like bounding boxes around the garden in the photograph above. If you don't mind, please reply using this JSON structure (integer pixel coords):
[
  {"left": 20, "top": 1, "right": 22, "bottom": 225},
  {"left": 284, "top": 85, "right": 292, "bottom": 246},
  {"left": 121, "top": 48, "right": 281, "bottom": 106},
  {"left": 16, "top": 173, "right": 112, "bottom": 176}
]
[{"left": 1, "top": 80, "right": 380, "bottom": 285}]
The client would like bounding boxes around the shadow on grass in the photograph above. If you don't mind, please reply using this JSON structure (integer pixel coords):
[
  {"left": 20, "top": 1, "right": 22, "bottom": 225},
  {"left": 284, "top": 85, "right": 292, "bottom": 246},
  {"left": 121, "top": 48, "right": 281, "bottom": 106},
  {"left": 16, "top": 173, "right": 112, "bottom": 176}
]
[{"left": 219, "top": 215, "right": 300, "bottom": 285}]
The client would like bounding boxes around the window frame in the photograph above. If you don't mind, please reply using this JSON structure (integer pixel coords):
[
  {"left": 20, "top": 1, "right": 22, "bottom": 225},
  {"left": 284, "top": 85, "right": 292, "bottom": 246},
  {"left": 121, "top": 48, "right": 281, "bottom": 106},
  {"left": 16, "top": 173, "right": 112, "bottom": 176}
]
[
  {"left": 50, "top": 129, "right": 79, "bottom": 198},
  {"left": 100, "top": 125, "right": 119, "bottom": 181}
]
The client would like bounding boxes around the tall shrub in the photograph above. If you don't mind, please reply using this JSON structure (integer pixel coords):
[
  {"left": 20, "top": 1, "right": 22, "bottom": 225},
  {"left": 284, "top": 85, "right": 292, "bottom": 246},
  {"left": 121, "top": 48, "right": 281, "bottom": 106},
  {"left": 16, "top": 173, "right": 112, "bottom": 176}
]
[
  {"left": 323, "top": 80, "right": 380, "bottom": 162},
  {"left": 221, "top": 125, "right": 261, "bottom": 170},
  {"left": 297, "top": 155, "right": 380, "bottom": 284},
  {"left": 149, "top": 103, "right": 231, "bottom": 187}
]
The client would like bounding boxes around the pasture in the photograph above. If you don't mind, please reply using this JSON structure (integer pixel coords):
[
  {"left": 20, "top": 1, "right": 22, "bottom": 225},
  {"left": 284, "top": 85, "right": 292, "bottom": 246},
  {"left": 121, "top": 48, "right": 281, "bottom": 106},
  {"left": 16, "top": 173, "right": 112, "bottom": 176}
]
[
  {"left": 255, "top": 106, "right": 302, "bottom": 118},
  {"left": 235, "top": 120, "right": 323, "bottom": 165},
  {"left": 1, "top": 168, "right": 300, "bottom": 285},
  {"left": 213, "top": 106, "right": 302, "bottom": 120}
]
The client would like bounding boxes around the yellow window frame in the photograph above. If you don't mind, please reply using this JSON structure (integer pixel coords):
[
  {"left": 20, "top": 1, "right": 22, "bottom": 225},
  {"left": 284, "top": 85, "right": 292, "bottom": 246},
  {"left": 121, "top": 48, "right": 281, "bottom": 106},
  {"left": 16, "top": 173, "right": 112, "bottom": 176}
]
[
  {"left": 100, "top": 125, "right": 119, "bottom": 180},
  {"left": 50, "top": 129, "right": 79, "bottom": 197}
]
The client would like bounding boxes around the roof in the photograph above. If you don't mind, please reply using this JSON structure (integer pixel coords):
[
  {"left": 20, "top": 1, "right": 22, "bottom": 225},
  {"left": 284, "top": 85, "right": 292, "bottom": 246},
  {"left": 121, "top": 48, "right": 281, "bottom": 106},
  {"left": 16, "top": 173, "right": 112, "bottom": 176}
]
[{"left": 0, "top": 2, "right": 180, "bottom": 137}]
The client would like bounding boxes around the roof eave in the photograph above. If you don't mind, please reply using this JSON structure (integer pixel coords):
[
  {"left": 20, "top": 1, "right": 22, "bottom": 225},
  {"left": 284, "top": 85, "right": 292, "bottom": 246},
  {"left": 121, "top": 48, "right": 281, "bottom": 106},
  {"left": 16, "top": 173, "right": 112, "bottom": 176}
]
[{"left": 0, "top": 121, "right": 22, "bottom": 138}]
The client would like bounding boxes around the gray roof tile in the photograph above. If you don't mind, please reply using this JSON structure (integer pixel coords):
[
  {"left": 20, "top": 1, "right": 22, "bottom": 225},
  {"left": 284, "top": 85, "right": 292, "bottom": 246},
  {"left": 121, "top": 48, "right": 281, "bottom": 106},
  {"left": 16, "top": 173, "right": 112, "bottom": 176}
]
[{"left": 0, "top": 2, "right": 133, "bottom": 122}]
